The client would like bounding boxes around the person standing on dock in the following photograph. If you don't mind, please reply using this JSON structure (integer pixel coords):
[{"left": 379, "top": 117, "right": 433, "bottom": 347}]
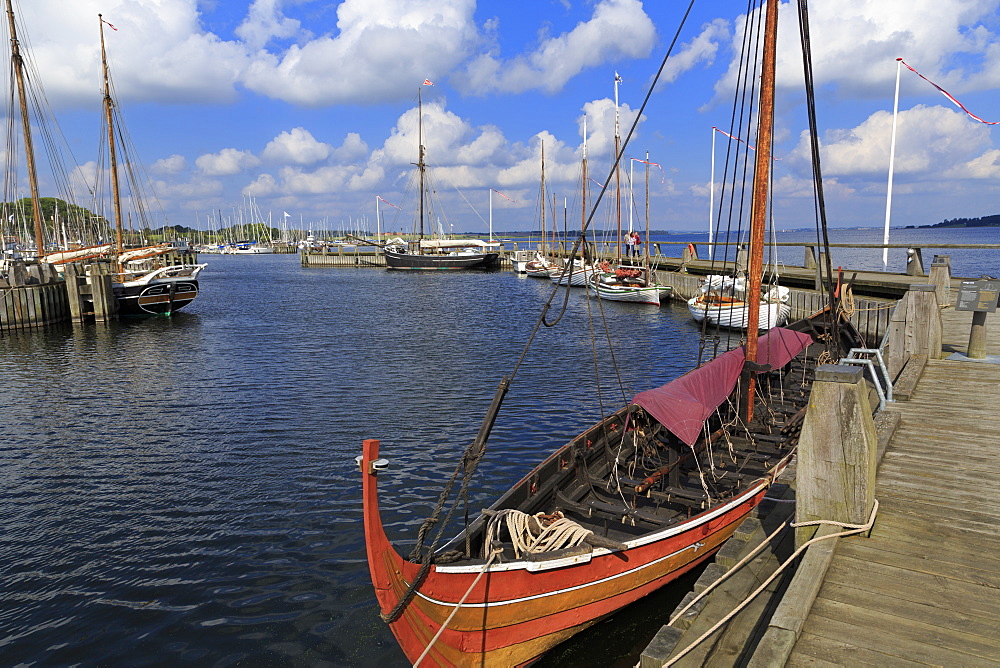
[{"left": 625, "top": 231, "right": 636, "bottom": 259}]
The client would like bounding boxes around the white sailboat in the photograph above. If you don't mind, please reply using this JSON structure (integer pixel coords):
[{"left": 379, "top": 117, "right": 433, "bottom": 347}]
[{"left": 687, "top": 275, "right": 790, "bottom": 330}]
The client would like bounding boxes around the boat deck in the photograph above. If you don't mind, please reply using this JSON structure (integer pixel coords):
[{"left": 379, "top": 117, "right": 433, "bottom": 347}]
[{"left": 786, "top": 307, "right": 1000, "bottom": 666}]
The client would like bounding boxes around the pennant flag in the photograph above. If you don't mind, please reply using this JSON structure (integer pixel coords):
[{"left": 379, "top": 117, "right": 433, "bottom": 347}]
[
  {"left": 588, "top": 177, "right": 607, "bottom": 189},
  {"left": 712, "top": 127, "right": 782, "bottom": 160},
  {"left": 422, "top": 79, "right": 434, "bottom": 86},
  {"left": 283, "top": 211, "right": 291, "bottom": 218},
  {"left": 899, "top": 58, "right": 999, "bottom": 125},
  {"left": 102, "top": 19, "right": 118, "bottom": 31},
  {"left": 713, "top": 126, "right": 756, "bottom": 151},
  {"left": 630, "top": 157, "right": 666, "bottom": 184},
  {"left": 377, "top": 196, "right": 400, "bottom": 209},
  {"left": 490, "top": 188, "right": 516, "bottom": 203}
]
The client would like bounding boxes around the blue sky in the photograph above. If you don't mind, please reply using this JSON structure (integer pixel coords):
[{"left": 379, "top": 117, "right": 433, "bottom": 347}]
[{"left": 7, "top": 0, "right": 1000, "bottom": 236}]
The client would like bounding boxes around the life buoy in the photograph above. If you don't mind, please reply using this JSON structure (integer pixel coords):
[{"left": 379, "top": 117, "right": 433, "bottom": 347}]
[{"left": 686, "top": 243, "right": 696, "bottom": 257}]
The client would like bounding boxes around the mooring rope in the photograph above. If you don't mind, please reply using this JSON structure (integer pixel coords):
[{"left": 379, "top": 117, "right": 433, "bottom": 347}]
[{"left": 663, "top": 499, "right": 880, "bottom": 666}]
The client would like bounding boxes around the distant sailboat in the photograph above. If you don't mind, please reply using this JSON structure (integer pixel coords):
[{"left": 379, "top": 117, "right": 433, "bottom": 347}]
[
  {"left": 384, "top": 87, "right": 499, "bottom": 271},
  {"left": 96, "top": 14, "right": 205, "bottom": 315}
]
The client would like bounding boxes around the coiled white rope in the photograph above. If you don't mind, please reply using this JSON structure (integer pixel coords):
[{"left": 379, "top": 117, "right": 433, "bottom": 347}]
[
  {"left": 661, "top": 499, "right": 879, "bottom": 666},
  {"left": 484, "top": 509, "right": 594, "bottom": 559}
]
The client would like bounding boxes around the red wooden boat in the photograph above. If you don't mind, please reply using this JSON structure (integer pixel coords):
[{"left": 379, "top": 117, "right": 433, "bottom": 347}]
[{"left": 361, "top": 315, "right": 861, "bottom": 666}]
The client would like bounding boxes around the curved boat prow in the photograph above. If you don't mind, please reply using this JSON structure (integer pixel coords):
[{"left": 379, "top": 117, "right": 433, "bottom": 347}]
[
  {"left": 360, "top": 439, "right": 399, "bottom": 605},
  {"left": 362, "top": 441, "right": 448, "bottom": 666}
]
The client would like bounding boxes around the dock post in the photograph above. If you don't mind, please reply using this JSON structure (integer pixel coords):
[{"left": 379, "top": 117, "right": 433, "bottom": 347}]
[
  {"left": 736, "top": 243, "right": 748, "bottom": 273},
  {"left": 803, "top": 245, "right": 816, "bottom": 269},
  {"left": 928, "top": 255, "right": 951, "bottom": 306},
  {"left": 905, "top": 247, "right": 925, "bottom": 276},
  {"left": 682, "top": 243, "right": 698, "bottom": 263},
  {"left": 968, "top": 311, "right": 988, "bottom": 359},
  {"left": 88, "top": 263, "right": 117, "bottom": 322},
  {"left": 795, "top": 365, "right": 877, "bottom": 549},
  {"left": 63, "top": 263, "right": 85, "bottom": 322},
  {"left": 884, "top": 284, "right": 942, "bottom": 378}
]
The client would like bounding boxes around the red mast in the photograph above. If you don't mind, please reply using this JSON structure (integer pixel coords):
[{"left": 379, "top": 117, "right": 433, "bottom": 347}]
[{"left": 744, "top": 0, "right": 778, "bottom": 421}]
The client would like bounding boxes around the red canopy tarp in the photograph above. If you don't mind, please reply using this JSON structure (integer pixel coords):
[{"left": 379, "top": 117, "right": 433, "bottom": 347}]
[{"left": 632, "top": 327, "right": 813, "bottom": 445}]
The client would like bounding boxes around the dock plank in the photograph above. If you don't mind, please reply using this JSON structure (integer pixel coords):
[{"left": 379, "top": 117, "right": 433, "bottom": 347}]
[
  {"left": 799, "top": 598, "right": 1000, "bottom": 665},
  {"left": 788, "top": 632, "right": 929, "bottom": 668},
  {"left": 786, "top": 335, "right": 1000, "bottom": 665}
]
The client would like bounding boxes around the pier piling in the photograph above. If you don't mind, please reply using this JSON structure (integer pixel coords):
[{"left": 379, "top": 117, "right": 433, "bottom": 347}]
[{"left": 795, "top": 365, "right": 878, "bottom": 548}]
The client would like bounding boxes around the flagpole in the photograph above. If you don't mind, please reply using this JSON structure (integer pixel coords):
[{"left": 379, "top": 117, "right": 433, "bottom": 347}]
[
  {"left": 375, "top": 196, "right": 381, "bottom": 244},
  {"left": 709, "top": 126, "right": 716, "bottom": 261},
  {"left": 883, "top": 58, "right": 902, "bottom": 270},
  {"left": 489, "top": 188, "right": 493, "bottom": 243}
]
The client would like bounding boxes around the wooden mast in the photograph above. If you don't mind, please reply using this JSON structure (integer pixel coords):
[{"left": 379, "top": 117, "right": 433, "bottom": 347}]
[
  {"left": 644, "top": 150, "right": 650, "bottom": 269},
  {"left": 540, "top": 140, "right": 546, "bottom": 258},
  {"left": 744, "top": 0, "right": 778, "bottom": 420},
  {"left": 613, "top": 73, "right": 622, "bottom": 265},
  {"left": 99, "top": 14, "right": 125, "bottom": 259},
  {"left": 416, "top": 88, "right": 425, "bottom": 241},
  {"left": 6, "top": 0, "right": 45, "bottom": 258}
]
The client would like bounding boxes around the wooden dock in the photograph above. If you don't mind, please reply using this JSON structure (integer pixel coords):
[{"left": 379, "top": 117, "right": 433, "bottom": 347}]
[
  {"left": 784, "top": 306, "right": 1000, "bottom": 666},
  {"left": 637, "top": 298, "right": 1000, "bottom": 667}
]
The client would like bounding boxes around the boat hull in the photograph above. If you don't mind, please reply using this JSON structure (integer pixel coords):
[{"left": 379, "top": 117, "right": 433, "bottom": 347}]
[
  {"left": 361, "top": 437, "right": 767, "bottom": 667},
  {"left": 114, "top": 279, "right": 199, "bottom": 316},
  {"left": 550, "top": 266, "right": 593, "bottom": 287},
  {"left": 687, "top": 297, "right": 790, "bottom": 330},
  {"left": 385, "top": 250, "right": 500, "bottom": 270}
]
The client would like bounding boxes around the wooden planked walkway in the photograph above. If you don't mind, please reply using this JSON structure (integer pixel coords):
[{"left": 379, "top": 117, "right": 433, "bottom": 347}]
[{"left": 787, "top": 307, "right": 1000, "bottom": 666}]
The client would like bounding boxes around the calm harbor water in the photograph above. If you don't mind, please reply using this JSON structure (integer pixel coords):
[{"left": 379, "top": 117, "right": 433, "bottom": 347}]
[
  {"left": 1, "top": 228, "right": 994, "bottom": 666},
  {"left": 0, "top": 254, "right": 702, "bottom": 666}
]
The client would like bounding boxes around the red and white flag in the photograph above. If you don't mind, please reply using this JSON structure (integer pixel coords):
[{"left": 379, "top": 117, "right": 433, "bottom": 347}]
[
  {"left": 713, "top": 126, "right": 755, "bottom": 151},
  {"left": 712, "top": 126, "right": 781, "bottom": 159},
  {"left": 899, "top": 58, "right": 998, "bottom": 125},
  {"left": 490, "top": 188, "right": 516, "bottom": 202},
  {"left": 422, "top": 79, "right": 434, "bottom": 86},
  {"left": 630, "top": 157, "right": 666, "bottom": 183},
  {"left": 102, "top": 18, "right": 118, "bottom": 31},
  {"left": 377, "top": 195, "right": 400, "bottom": 209}
]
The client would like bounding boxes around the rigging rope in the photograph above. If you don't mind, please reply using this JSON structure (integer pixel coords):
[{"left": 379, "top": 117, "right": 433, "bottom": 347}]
[{"left": 389, "top": 0, "right": 701, "bottom": 626}]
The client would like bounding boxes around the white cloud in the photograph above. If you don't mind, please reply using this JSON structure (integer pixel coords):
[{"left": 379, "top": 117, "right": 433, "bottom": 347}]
[
  {"left": 235, "top": 0, "right": 303, "bottom": 50},
  {"left": 949, "top": 148, "right": 1000, "bottom": 179},
  {"left": 262, "top": 127, "right": 333, "bottom": 165},
  {"left": 196, "top": 148, "right": 262, "bottom": 176},
  {"left": 655, "top": 19, "right": 729, "bottom": 89},
  {"left": 242, "top": 0, "right": 479, "bottom": 105},
  {"left": 459, "top": 0, "right": 656, "bottom": 95},
  {"left": 713, "top": 0, "right": 1000, "bottom": 104},
  {"left": 795, "top": 105, "right": 991, "bottom": 179},
  {"left": 151, "top": 154, "right": 187, "bottom": 175},
  {"left": 17, "top": 0, "right": 249, "bottom": 107},
  {"left": 244, "top": 173, "right": 280, "bottom": 197}
]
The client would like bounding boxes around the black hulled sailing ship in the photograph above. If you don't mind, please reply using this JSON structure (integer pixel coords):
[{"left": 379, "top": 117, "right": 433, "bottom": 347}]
[{"left": 383, "top": 87, "right": 499, "bottom": 271}]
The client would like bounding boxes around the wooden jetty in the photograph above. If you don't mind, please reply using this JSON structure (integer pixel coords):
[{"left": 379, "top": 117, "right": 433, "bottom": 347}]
[
  {"left": 780, "top": 304, "right": 1000, "bottom": 667},
  {"left": 638, "top": 288, "right": 1000, "bottom": 666}
]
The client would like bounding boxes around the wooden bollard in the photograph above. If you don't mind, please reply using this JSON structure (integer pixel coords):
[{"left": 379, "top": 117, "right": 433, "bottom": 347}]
[
  {"left": 884, "top": 284, "right": 942, "bottom": 379},
  {"left": 905, "top": 247, "right": 925, "bottom": 276},
  {"left": 795, "top": 365, "right": 877, "bottom": 548},
  {"left": 928, "top": 255, "right": 951, "bottom": 307}
]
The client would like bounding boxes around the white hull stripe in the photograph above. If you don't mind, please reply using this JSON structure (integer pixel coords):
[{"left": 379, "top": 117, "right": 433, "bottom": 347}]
[{"left": 413, "top": 541, "right": 705, "bottom": 609}]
